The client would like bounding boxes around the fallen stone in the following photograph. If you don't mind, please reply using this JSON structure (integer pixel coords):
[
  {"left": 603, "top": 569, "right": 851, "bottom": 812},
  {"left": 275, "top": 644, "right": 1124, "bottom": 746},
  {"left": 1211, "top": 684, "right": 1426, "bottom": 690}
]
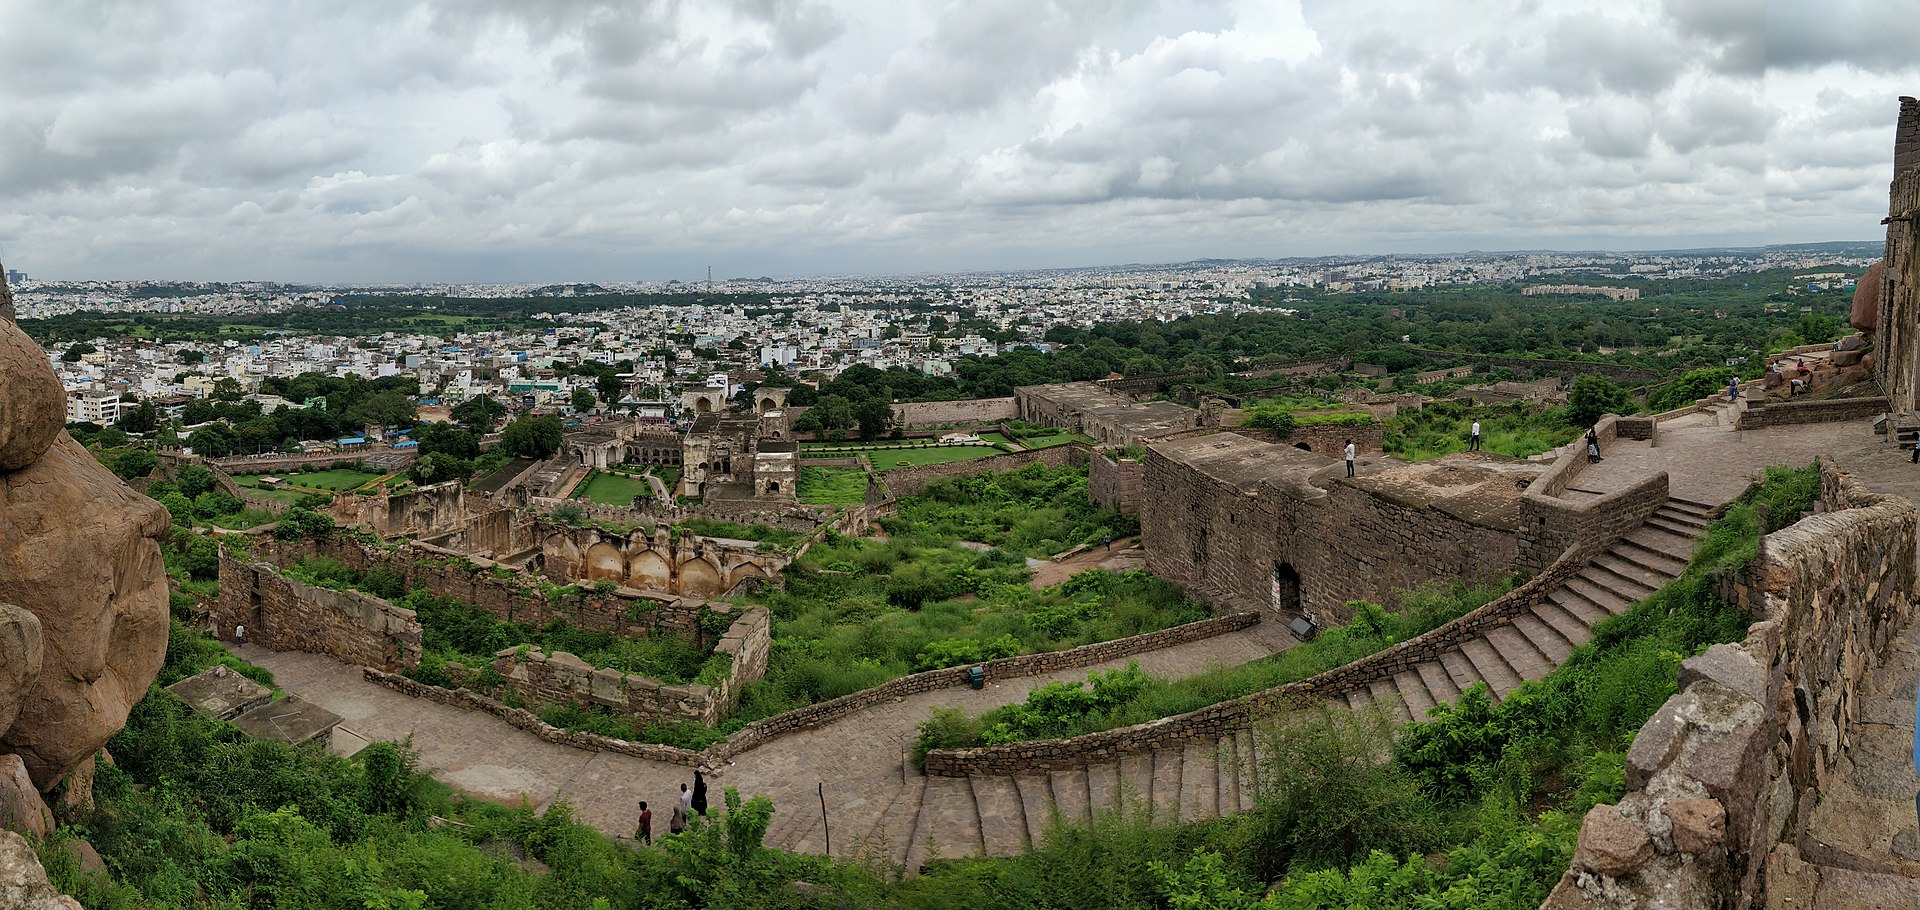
[
  {"left": 0, "top": 830, "right": 82, "bottom": 910},
  {"left": 1837, "top": 333, "right": 1866, "bottom": 352},
  {"left": 1663, "top": 798, "right": 1726, "bottom": 854},
  {"left": 0, "top": 320, "right": 65, "bottom": 472},
  {"left": 1831, "top": 349, "right": 1864, "bottom": 368},
  {"left": 59, "top": 838, "right": 105, "bottom": 879},
  {"left": 1574, "top": 804, "right": 1653, "bottom": 878},
  {"left": 0, "top": 754, "right": 53, "bottom": 839}
]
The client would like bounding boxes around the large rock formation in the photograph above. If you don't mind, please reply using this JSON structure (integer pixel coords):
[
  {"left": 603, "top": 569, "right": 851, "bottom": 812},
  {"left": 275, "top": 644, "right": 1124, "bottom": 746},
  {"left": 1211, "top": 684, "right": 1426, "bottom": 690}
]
[
  {"left": 0, "top": 280, "right": 171, "bottom": 793},
  {"left": 0, "top": 831, "right": 82, "bottom": 910},
  {"left": 1852, "top": 259, "right": 1884, "bottom": 335}
]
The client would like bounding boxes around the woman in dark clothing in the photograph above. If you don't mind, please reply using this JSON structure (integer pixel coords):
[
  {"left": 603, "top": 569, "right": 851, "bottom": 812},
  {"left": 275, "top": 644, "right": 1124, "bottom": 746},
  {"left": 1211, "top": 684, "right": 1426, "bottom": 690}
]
[{"left": 691, "top": 768, "right": 709, "bottom": 816}]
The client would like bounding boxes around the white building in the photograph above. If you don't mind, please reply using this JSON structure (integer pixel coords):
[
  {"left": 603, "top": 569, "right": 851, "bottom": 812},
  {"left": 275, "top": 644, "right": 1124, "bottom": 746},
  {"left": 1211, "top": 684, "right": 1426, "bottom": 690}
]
[{"left": 65, "top": 389, "right": 121, "bottom": 424}]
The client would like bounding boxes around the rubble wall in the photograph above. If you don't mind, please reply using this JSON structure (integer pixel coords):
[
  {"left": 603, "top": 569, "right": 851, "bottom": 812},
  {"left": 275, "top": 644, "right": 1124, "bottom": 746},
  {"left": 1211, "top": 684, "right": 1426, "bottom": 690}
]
[{"left": 213, "top": 553, "right": 422, "bottom": 673}]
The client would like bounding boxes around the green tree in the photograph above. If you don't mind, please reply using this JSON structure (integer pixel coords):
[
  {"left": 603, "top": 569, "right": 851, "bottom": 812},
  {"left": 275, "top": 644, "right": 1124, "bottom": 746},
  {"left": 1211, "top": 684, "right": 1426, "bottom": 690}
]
[
  {"left": 347, "top": 391, "right": 417, "bottom": 432},
  {"left": 450, "top": 394, "right": 507, "bottom": 427},
  {"left": 571, "top": 387, "right": 598, "bottom": 413},
  {"left": 175, "top": 465, "right": 216, "bottom": 498},
  {"left": 500, "top": 415, "right": 563, "bottom": 460},
  {"left": 95, "top": 426, "right": 130, "bottom": 449},
  {"left": 416, "top": 423, "right": 479, "bottom": 461},
  {"left": 853, "top": 397, "right": 895, "bottom": 440},
  {"left": 1567, "top": 374, "right": 1630, "bottom": 426},
  {"left": 1796, "top": 312, "right": 1838, "bottom": 345},
  {"left": 596, "top": 372, "right": 625, "bottom": 404},
  {"left": 408, "top": 452, "right": 472, "bottom": 485},
  {"left": 61, "top": 341, "right": 96, "bottom": 362},
  {"left": 114, "top": 398, "right": 158, "bottom": 434},
  {"left": 111, "top": 450, "right": 157, "bottom": 480},
  {"left": 187, "top": 422, "right": 239, "bottom": 457},
  {"left": 1241, "top": 402, "right": 1298, "bottom": 436},
  {"left": 158, "top": 492, "right": 193, "bottom": 525}
]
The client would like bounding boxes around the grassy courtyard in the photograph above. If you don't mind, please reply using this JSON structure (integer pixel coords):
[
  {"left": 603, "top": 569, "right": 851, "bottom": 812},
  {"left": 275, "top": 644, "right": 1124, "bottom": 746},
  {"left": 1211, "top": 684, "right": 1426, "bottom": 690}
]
[
  {"left": 572, "top": 470, "right": 655, "bottom": 507},
  {"left": 796, "top": 466, "right": 869, "bottom": 504},
  {"left": 282, "top": 468, "right": 385, "bottom": 492},
  {"left": 868, "top": 444, "right": 1005, "bottom": 469}
]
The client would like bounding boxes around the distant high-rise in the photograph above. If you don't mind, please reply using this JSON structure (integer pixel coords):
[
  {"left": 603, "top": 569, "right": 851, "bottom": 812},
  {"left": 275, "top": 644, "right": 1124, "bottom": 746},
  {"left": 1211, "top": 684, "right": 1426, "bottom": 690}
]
[{"left": 4, "top": 269, "right": 23, "bottom": 286}]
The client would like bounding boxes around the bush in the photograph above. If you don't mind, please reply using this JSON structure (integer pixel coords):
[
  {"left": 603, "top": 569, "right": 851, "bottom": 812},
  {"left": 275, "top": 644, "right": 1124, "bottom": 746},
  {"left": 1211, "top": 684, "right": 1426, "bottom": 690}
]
[{"left": 273, "top": 507, "right": 336, "bottom": 541}]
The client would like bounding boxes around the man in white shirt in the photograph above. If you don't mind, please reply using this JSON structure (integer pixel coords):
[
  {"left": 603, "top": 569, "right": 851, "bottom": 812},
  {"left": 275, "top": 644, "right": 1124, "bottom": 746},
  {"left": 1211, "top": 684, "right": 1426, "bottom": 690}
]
[
  {"left": 1343, "top": 439, "right": 1356, "bottom": 478},
  {"left": 1469, "top": 420, "right": 1481, "bottom": 452}
]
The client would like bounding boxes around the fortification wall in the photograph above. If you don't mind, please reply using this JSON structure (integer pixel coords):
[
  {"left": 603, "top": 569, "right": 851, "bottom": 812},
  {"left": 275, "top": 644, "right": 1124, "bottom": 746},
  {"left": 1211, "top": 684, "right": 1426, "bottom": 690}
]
[
  {"left": 213, "top": 553, "right": 422, "bottom": 673},
  {"left": 1735, "top": 394, "right": 1888, "bottom": 430},
  {"left": 330, "top": 480, "right": 469, "bottom": 538},
  {"left": 1543, "top": 459, "right": 1917, "bottom": 909},
  {"left": 877, "top": 443, "right": 1090, "bottom": 498},
  {"left": 1089, "top": 453, "right": 1144, "bottom": 515},
  {"left": 1228, "top": 423, "right": 1382, "bottom": 457},
  {"left": 890, "top": 397, "right": 1016, "bottom": 428},
  {"left": 1878, "top": 97, "right": 1920, "bottom": 414},
  {"left": 1517, "top": 416, "right": 1671, "bottom": 573}
]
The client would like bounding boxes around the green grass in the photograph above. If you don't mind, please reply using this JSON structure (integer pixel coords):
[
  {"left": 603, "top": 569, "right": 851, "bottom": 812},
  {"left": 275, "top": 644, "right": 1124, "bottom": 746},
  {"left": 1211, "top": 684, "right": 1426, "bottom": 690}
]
[
  {"left": 572, "top": 470, "right": 655, "bottom": 507},
  {"left": 285, "top": 468, "right": 383, "bottom": 491},
  {"left": 796, "top": 466, "right": 870, "bottom": 505},
  {"left": 205, "top": 507, "right": 282, "bottom": 530},
  {"left": 871, "top": 445, "right": 1005, "bottom": 468},
  {"left": 1383, "top": 400, "right": 1580, "bottom": 461},
  {"left": 1020, "top": 433, "right": 1096, "bottom": 449},
  {"left": 979, "top": 431, "right": 1015, "bottom": 446}
]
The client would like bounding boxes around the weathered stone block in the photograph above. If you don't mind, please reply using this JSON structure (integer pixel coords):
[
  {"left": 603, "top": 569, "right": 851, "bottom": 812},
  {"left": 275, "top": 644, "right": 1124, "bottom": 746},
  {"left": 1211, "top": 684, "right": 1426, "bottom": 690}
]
[
  {"left": 1679, "top": 644, "right": 1766, "bottom": 703},
  {"left": 0, "top": 754, "right": 53, "bottom": 839},
  {"left": 1574, "top": 804, "right": 1653, "bottom": 878},
  {"left": 1662, "top": 798, "right": 1726, "bottom": 854}
]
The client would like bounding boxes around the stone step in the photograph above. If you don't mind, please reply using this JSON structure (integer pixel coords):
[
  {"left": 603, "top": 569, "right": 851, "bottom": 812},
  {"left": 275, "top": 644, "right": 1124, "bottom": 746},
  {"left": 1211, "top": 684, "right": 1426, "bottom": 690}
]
[
  {"left": 1458, "top": 637, "right": 1523, "bottom": 699},
  {"left": 1012, "top": 773, "right": 1053, "bottom": 850},
  {"left": 1589, "top": 551, "right": 1676, "bottom": 591},
  {"left": 1548, "top": 587, "right": 1614, "bottom": 627},
  {"left": 905, "top": 774, "right": 982, "bottom": 869},
  {"left": 1645, "top": 515, "right": 1707, "bottom": 540},
  {"left": 1575, "top": 562, "right": 1659, "bottom": 601},
  {"left": 1345, "top": 686, "right": 1373, "bottom": 711},
  {"left": 1621, "top": 525, "right": 1701, "bottom": 562},
  {"left": 1414, "top": 659, "right": 1462, "bottom": 704},
  {"left": 1484, "top": 624, "right": 1553, "bottom": 682},
  {"left": 1150, "top": 746, "right": 1183, "bottom": 823},
  {"left": 1179, "top": 742, "right": 1219, "bottom": 824},
  {"left": 1392, "top": 668, "right": 1437, "bottom": 719},
  {"left": 1050, "top": 767, "right": 1091, "bottom": 826},
  {"left": 1438, "top": 648, "right": 1489, "bottom": 697},
  {"left": 1563, "top": 576, "right": 1635, "bottom": 616},
  {"left": 1508, "top": 611, "right": 1572, "bottom": 663},
  {"left": 971, "top": 775, "right": 1028, "bottom": 857},
  {"left": 1652, "top": 506, "right": 1712, "bottom": 531},
  {"left": 1368, "top": 677, "right": 1411, "bottom": 722},
  {"left": 1608, "top": 537, "right": 1690, "bottom": 578},
  {"left": 1121, "top": 753, "right": 1155, "bottom": 815},
  {"left": 1664, "top": 497, "right": 1719, "bottom": 519},
  {"left": 1214, "top": 736, "right": 1240, "bottom": 818},
  {"left": 869, "top": 774, "right": 927, "bottom": 868},
  {"left": 1530, "top": 601, "right": 1596, "bottom": 649}
]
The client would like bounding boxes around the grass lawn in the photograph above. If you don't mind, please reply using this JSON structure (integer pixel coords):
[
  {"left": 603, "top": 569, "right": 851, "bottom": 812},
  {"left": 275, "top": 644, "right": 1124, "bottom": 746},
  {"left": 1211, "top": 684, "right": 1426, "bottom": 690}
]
[
  {"left": 285, "top": 468, "right": 383, "bottom": 492},
  {"left": 574, "top": 470, "right": 655, "bottom": 507},
  {"left": 797, "top": 467, "right": 870, "bottom": 505},
  {"left": 870, "top": 445, "right": 1005, "bottom": 469},
  {"left": 1019, "top": 432, "right": 1095, "bottom": 449},
  {"left": 978, "top": 431, "right": 1014, "bottom": 446}
]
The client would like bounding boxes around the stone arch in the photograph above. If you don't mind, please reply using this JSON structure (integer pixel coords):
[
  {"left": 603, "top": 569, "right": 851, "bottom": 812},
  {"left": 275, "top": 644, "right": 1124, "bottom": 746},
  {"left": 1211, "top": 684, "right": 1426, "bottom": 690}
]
[
  {"left": 727, "top": 563, "right": 767, "bottom": 593},
  {"left": 583, "top": 542, "right": 625, "bottom": 582},
  {"left": 1272, "top": 562, "right": 1301, "bottom": 614},
  {"left": 676, "top": 556, "right": 723, "bottom": 596},
  {"left": 758, "top": 397, "right": 777, "bottom": 413},
  {"left": 765, "top": 480, "right": 780, "bottom": 493},
  {"left": 1293, "top": 442, "right": 1313, "bottom": 452},
  {"left": 628, "top": 548, "right": 670, "bottom": 591},
  {"left": 694, "top": 397, "right": 712, "bottom": 414}
]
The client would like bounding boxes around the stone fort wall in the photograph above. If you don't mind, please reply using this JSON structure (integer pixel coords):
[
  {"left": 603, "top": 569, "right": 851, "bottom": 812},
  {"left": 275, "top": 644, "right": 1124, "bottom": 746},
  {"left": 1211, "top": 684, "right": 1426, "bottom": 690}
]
[
  {"left": 213, "top": 553, "right": 422, "bottom": 673},
  {"left": 877, "top": 442, "right": 1090, "bottom": 498},
  {"left": 1089, "top": 453, "right": 1143, "bottom": 515},
  {"left": 1878, "top": 97, "right": 1920, "bottom": 414},
  {"left": 1544, "top": 460, "right": 1918, "bottom": 908},
  {"left": 890, "top": 397, "right": 1017, "bottom": 428}
]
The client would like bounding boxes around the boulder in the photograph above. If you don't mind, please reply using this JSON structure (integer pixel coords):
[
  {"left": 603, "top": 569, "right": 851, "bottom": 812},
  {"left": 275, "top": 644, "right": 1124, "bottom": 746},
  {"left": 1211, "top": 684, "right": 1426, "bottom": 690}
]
[
  {"left": 1663, "top": 798, "right": 1726, "bottom": 854},
  {"left": 0, "top": 605, "right": 43, "bottom": 736},
  {"left": 0, "top": 261, "right": 12, "bottom": 323},
  {"left": 1573, "top": 804, "right": 1653, "bottom": 878},
  {"left": 0, "top": 830, "right": 82, "bottom": 910},
  {"left": 1837, "top": 333, "right": 1866, "bottom": 352},
  {"left": 0, "top": 433, "right": 172, "bottom": 790},
  {"left": 0, "top": 320, "right": 65, "bottom": 472},
  {"left": 0, "top": 754, "right": 53, "bottom": 839},
  {"left": 1852, "top": 260, "right": 1884, "bottom": 333}
]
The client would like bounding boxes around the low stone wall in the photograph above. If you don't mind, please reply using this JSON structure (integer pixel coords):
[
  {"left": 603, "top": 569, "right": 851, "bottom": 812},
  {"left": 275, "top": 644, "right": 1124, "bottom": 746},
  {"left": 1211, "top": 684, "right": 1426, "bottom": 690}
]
[
  {"left": 1227, "top": 423, "right": 1381, "bottom": 457},
  {"left": 1613, "top": 416, "right": 1655, "bottom": 441},
  {"left": 465, "top": 605, "right": 771, "bottom": 728},
  {"left": 368, "top": 610, "right": 1260, "bottom": 764},
  {"left": 1089, "top": 453, "right": 1144, "bottom": 515},
  {"left": 1734, "top": 394, "right": 1888, "bottom": 430},
  {"left": 1516, "top": 415, "right": 1670, "bottom": 573},
  {"left": 891, "top": 397, "right": 1017, "bottom": 428},
  {"left": 879, "top": 443, "right": 1091, "bottom": 498},
  {"left": 1542, "top": 458, "right": 1918, "bottom": 908},
  {"left": 213, "top": 553, "right": 422, "bottom": 673}
]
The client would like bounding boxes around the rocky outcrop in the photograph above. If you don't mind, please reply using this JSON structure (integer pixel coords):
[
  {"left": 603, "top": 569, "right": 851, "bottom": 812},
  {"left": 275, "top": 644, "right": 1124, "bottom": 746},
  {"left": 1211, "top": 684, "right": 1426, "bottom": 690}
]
[
  {"left": 0, "top": 831, "right": 82, "bottom": 910},
  {"left": 0, "top": 259, "right": 12, "bottom": 323},
  {"left": 1853, "top": 259, "right": 1884, "bottom": 334},
  {"left": 0, "top": 299, "right": 172, "bottom": 794}
]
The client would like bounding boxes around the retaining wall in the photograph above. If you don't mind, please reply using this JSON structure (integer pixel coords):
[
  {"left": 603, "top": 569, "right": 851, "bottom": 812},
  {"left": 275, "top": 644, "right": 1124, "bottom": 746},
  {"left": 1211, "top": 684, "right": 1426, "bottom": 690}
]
[
  {"left": 1734, "top": 394, "right": 1888, "bottom": 430},
  {"left": 891, "top": 397, "right": 1017, "bottom": 428},
  {"left": 213, "top": 553, "right": 422, "bottom": 673},
  {"left": 1516, "top": 415, "right": 1671, "bottom": 574},
  {"left": 878, "top": 443, "right": 1091, "bottom": 498},
  {"left": 1089, "top": 453, "right": 1144, "bottom": 516}
]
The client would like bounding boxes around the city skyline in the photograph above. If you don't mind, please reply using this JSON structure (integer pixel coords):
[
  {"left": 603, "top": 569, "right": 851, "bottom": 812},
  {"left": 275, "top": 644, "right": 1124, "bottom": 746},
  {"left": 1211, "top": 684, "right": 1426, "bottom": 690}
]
[{"left": 0, "top": 0, "right": 1915, "bottom": 283}]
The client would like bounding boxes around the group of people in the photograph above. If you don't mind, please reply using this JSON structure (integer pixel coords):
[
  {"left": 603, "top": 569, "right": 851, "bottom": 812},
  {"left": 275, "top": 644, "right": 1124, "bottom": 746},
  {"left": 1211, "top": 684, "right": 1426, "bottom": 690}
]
[{"left": 633, "top": 768, "right": 708, "bottom": 845}]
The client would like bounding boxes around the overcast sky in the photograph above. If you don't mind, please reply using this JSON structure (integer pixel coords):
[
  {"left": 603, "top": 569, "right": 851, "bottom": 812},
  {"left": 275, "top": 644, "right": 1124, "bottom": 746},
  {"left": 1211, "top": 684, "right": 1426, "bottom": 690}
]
[{"left": 0, "top": 0, "right": 1915, "bottom": 284}]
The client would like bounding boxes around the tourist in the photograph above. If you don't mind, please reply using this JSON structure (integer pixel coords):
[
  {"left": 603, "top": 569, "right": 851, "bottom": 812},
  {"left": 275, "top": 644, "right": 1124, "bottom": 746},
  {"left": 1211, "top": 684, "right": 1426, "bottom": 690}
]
[
  {"left": 1910, "top": 435, "right": 1919, "bottom": 465},
  {"left": 635, "top": 800, "right": 652, "bottom": 845},
  {"left": 1343, "top": 439, "right": 1355, "bottom": 478},
  {"left": 1469, "top": 420, "right": 1481, "bottom": 452},
  {"left": 1728, "top": 376, "right": 1741, "bottom": 403},
  {"left": 691, "top": 768, "right": 709, "bottom": 816},
  {"left": 1586, "top": 428, "right": 1602, "bottom": 463},
  {"left": 671, "top": 784, "right": 690, "bottom": 834}
]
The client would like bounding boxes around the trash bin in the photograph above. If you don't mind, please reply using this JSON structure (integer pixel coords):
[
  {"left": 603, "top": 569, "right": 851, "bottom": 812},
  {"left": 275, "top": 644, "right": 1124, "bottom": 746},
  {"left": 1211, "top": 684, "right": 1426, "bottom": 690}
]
[{"left": 967, "top": 666, "right": 984, "bottom": 690}]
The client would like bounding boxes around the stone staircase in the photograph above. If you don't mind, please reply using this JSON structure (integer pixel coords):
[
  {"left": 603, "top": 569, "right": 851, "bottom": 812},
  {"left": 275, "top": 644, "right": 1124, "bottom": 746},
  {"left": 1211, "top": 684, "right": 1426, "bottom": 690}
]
[{"left": 763, "top": 498, "right": 1721, "bottom": 868}]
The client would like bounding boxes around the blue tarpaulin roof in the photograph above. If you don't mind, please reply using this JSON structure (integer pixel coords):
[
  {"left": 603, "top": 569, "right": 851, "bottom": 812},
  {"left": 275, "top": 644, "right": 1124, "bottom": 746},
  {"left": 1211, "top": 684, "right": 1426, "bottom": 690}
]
[{"left": 338, "top": 436, "right": 366, "bottom": 444}]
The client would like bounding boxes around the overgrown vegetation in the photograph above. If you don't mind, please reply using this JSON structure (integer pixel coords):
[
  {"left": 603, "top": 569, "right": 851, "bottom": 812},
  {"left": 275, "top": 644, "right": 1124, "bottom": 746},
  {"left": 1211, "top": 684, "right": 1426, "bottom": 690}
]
[{"left": 1381, "top": 399, "right": 1582, "bottom": 461}]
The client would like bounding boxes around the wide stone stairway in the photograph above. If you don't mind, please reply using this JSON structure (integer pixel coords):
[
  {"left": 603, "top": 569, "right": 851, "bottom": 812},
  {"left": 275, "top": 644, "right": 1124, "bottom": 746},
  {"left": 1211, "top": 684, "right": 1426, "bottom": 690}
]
[{"left": 762, "top": 497, "right": 1719, "bottom": 866}]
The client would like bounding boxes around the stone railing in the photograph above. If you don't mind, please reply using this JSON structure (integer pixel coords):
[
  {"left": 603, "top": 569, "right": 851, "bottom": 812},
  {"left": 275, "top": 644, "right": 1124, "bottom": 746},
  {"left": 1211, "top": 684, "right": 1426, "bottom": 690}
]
[
  {"left": 1612, "top": 415, "right": 1656, "bottom": 441},
  {"left": 1516, "top": 416, "right": 1671, "bottom": 573},
  {"left": 1734, "top": 394, "right": 1888, "bottom": 430},
  {"left": 450, "top": 605, "right": 771, "bottom": 728},
  {"left": 1542, "top": 458, "right": 1917, "bottom": 908},
  {"left": 213, "top": 553, "right": 422, "bottom": 673},
  {"left": 369, "top": 609, "right": 1260, "bottom": 765}
]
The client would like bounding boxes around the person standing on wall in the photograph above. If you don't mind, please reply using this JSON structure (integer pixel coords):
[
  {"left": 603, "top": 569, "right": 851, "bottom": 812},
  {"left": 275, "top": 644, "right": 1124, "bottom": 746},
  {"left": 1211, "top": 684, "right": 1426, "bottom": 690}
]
[
  {"left": 1343, "top": 439, "right": 1356, "bottom": 478},
  {"left": 1469, "top": 420, "right": 1481, "bottom": 452}
]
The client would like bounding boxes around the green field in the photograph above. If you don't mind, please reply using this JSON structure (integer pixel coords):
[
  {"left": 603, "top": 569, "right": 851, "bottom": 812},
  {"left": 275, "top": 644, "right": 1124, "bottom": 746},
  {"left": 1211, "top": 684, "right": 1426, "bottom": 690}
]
[
  {"left": 282, "top": 468, "right": 383, "bottom": 492},
  {"left": 870, "top": 445, "right": 1005, "bottom": 469},
  {"left": 978, "top": 431, "right": 1014, "bottom": 445},
  {"left": 1019, "top": 432, "right": 1095, "bottom": 448},
  {"left": 573, "top": 470, "right": 655, "bottom": 507},
  {"left": 796, "top": 466, "right": 870, "bottom": 504}
]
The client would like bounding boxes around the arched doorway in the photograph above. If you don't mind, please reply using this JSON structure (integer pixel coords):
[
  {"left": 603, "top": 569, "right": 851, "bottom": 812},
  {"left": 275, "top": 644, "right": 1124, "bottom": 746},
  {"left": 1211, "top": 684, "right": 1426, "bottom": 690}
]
[{"left": 1272, "top": 562, "right": 1301, "bottom": 614}]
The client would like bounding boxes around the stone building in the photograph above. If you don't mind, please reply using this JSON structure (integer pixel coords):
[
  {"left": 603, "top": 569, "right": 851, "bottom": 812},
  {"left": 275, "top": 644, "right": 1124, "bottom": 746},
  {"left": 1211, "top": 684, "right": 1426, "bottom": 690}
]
[
  {"left": 1873, "top": 96, "right": 1920, "bottom": 416},
  {"left": 1013, "top": 382, "right": 1205, "bottom": 445},
  {"left": 1140, "top": 432, "right": 1540, "bottom": 628}
]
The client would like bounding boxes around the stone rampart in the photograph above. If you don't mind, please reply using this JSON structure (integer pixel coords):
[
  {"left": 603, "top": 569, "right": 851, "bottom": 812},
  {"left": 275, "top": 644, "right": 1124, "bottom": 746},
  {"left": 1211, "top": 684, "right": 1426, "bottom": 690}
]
[
  {"left": 1542, "top": 459, "right": 1917, "bottom": 909},
  {"left": 1734, "top": 394, "right": 1888, "bottom": 430},
  {"left": 1613, "top": 416, "right": 1655, "bottom": 441},
  {"left": 1517, "top": 415, "right": 1671, "bottom": 573},
  {"left": 213, "top": 553, "right": 422, "bottom": 673},
  {"left": 891, "top": 397, "right": 1017, "bottom": 428},
  {"left": 1228, "top": 423, "right": 1382, "bottom": 457},
  {"left": 1089, "top": 452, "right": 1144, "bottom": 515},
  {"left": 331, "top": 480, "right": 469, "bottom": 538},
  {"left": 878, "top": 443, "right": 1091, "bottom": 498}
]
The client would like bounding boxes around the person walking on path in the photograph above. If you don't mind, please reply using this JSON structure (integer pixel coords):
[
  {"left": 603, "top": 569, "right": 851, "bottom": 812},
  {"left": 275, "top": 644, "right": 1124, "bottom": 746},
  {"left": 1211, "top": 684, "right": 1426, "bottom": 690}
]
[
  {"left": 1910, "top": 434, "right": 1919, "bottom": 464},
  {"left": 691, "top": 768, "right": 709, "bottom": 817},
  {"left": 1343, "top": 439, "right": 1356, "bottom": 478},
  {"left": 1469, "top": 420, "right": 1481, "bottom": 452},
  {"left": 1728, "top": 376, "right": 1741, "bottom": 403},
  {"left": 635, "top": 801, "right": 652, "bottom": 846},
  {"left": 671, "top": 783, "right": 690, "bottom": 834}
]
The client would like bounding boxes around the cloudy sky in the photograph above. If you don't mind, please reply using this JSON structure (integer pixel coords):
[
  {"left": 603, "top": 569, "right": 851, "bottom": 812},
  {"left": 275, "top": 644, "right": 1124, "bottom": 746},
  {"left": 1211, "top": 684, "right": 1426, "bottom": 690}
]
[{"left": 0, "top": 0, "right": 1915, "bottom": 283}]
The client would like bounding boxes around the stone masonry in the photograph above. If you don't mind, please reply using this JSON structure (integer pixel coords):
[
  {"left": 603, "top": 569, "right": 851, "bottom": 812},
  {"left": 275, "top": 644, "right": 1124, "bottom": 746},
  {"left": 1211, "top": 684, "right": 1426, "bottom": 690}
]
[{"left": 214, "top": 552, "right": 423, "bottom": 673}]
